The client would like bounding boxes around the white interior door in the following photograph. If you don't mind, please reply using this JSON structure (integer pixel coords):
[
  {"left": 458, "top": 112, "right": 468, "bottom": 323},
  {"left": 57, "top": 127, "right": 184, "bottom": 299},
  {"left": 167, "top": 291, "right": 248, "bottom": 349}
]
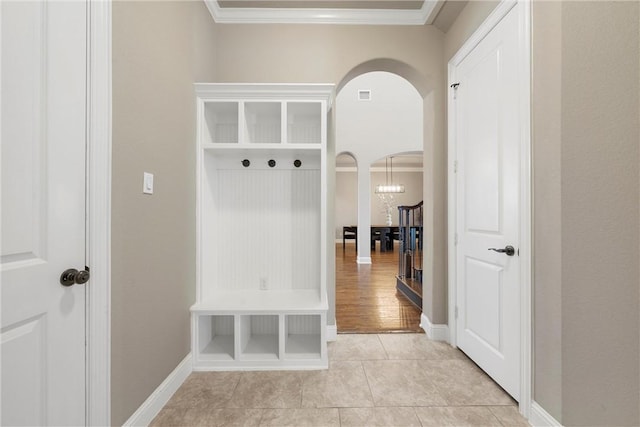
[
  {"left": 452, "top": 7, "right": 521, "bottom": 400},
  {"left": 1, "top": 1, "right": 88, "bottom": 425}
]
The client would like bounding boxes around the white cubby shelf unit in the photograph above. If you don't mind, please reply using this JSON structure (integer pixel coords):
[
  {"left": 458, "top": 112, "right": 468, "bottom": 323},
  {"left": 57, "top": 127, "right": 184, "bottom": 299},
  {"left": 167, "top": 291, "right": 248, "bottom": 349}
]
[{"left": 192, "top": 83, "right": 334, "bottom": 370}]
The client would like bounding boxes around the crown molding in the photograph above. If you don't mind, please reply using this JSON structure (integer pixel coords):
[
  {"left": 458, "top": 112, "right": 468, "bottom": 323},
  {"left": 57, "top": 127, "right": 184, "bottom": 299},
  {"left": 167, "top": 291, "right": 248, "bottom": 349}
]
[{"left": 204, "top": 0, "right": 444, "bottom": 25}]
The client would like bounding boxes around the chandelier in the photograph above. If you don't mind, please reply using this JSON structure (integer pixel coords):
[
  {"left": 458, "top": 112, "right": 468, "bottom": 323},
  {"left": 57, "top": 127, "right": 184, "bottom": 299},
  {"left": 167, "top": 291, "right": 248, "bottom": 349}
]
[{"left": 375, "top": 156, "right": 405, "bottom": 194}]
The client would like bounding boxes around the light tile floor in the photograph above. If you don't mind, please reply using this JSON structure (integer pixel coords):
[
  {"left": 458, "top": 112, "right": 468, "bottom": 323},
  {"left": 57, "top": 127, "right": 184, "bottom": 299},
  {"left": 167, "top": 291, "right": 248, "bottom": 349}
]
[{"left": 151, "top": 334, "right": 529, "bottom": 427}]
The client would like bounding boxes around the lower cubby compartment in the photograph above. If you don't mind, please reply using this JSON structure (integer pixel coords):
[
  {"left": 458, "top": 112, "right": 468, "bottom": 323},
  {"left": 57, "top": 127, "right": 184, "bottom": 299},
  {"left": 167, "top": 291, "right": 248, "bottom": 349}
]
[
  {"left": 198, "top": 315, "right": 235, "bottom": 360},
  {"left": 284, "top": 314, "right": 322, "bottom": 359},
  {"left": 192, "top": 309, "right": 327, "bottom": 370},
  {"left": 240, "top": 315, "right": 279, "bottom": 360}
]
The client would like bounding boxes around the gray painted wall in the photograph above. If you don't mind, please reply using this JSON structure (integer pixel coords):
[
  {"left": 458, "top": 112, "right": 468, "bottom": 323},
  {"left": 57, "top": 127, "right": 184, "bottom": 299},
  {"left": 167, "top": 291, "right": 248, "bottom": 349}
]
[
  {"left": 335, "top": 171, "right": 424, "bottom": 238},
  {"left": 532, "top": 1, "right": 562, "bottom": 420},
  {"left": 111, "top": 1, "right": 217, "bottom": 424},
  {"left": 213, "top": 22, "right": 446, "bottom": 326},
  {"left": 559, "top": 2, "right": 639, "bottom": 425},
  {"left": 443, "top": 0, "right": 499, "bottom": 60}
]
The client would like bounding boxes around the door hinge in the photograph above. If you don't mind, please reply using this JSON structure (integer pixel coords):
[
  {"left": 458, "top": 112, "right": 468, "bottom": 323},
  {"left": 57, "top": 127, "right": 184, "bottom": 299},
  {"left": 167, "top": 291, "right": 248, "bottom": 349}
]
[
  {"left": 450, "top": 82, "right": 460, "bottom": 100},
  {"left": 453, "top": 160, "right": 458, "bottom": 173},
  {"left": 455, "top": 306, "right": 459, "bottom": 319},
  {"left": 454, "top": 233, "right": 458, "bottom": 245}
]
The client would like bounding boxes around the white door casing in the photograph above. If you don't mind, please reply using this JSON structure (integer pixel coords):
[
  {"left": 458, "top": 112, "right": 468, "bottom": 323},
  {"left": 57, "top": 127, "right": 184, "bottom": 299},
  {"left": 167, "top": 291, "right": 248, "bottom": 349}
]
[
  {"left": 86, "top": 0, "right": 113, "bottom": 424},
  {"left": 1, "top": 1, "right": 88, "bottom": 425},
  {"left": 448, "top": 1, "right": 531, "bottom": 405}
]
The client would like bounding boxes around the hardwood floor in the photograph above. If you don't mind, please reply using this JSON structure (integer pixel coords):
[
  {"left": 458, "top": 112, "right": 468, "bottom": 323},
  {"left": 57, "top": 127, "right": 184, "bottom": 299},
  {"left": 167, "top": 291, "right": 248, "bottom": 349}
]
[{"left": 336, "top": 242, "right": 423, "bottom": 333}]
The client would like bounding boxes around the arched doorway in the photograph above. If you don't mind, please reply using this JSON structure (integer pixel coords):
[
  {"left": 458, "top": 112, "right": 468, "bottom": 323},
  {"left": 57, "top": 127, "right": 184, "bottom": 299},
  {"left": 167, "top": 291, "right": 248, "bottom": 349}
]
[{"left": 333, "top": 69, "right": 426, "bottom": 333}]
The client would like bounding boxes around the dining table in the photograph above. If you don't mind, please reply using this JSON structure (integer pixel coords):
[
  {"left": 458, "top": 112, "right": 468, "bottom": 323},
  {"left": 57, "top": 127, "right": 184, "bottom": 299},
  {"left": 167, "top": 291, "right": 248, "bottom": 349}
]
[{"left": 342, "top": 225, "right": 398, "bottom": 252}]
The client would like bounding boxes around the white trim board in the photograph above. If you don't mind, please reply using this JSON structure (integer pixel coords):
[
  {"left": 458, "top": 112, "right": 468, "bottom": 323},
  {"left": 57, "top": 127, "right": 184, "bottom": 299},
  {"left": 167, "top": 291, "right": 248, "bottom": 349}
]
[
  {"left": 123, "top": 354, "right": 193, "bottom": 427},
  {"left": 447, "top": 0, "right": 532, "bottom": 420},
  {"left": 326, "top": 324, "right": 338, "bottom": 341},
  {"left": 420, "top": 313, "right": 449, "bottom": 342},
  {"left": 336, "top": 166, "right": 424, "bottom": 173},
  {"left": 516, "top": 0, "right": 533, "bottom": 416},
  {"left": 529, "top": 402, "right": 563, "bottom": 427},
  {"left": 86, "top": 1, "right": 112, "bottom": 425},
  {"left": 204, "top": 0, "right": 443, "bottom": 25}
]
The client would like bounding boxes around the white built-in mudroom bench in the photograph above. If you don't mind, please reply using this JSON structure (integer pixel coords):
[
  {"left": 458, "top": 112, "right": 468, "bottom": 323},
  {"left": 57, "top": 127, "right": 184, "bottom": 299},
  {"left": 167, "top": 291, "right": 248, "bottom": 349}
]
[{"left": 191, "top": 83, "right": 333, "bottom": 370}]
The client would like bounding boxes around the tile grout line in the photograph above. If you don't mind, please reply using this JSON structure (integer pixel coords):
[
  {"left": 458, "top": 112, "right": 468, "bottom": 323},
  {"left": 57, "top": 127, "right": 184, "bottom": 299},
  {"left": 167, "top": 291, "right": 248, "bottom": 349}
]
[
  {"left": 487, "top": 405, "right": 526, "bottom": 427},
  {"left": 298, "top": 371, "right": 305, "bottom": 411},
  {"left": 416, "top": 359, "right": 452, "bottom": 408},
  {"left": 226, "top": 372, "right": 243, "bottom": 409},
  {"left": 359, "top": 360, "right": 378, "bottom": 409},
  {"left": 376, "top": 333, "right": 391, "bottom": 360},
  {"left": 412, "top": 406, "right": 426, "bottom": 427},
  {"left": 256, "top": 407, "right": 266, "bottom": 427}
]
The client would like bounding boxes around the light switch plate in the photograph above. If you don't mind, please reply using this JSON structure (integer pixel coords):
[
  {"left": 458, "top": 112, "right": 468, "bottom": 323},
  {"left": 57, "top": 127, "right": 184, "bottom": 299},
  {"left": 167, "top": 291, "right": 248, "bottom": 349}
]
[{"left": 143, "top": 172, "right": 154, "bottom": 195}]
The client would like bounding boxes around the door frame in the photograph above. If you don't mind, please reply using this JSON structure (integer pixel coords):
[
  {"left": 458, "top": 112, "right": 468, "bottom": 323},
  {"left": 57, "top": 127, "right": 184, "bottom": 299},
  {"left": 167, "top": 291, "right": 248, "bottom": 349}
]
[
  {"left": 86, "top": 1, "right": 112, "bottom": 425},
  {"left": 447, "top": 0, "right": 531, "bottom": 418}
]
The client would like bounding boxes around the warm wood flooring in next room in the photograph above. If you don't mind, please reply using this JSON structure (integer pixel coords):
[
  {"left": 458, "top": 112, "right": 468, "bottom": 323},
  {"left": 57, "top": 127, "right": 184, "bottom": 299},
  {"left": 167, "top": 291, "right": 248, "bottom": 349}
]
[{"left": 336, "top": 242, "right": 422, "bottom": 333}]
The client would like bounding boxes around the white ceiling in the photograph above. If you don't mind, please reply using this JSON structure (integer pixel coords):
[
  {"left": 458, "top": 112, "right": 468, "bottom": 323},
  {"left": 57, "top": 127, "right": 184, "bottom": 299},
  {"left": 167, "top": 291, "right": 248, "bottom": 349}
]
[{"left": 205, "top": 0, "right": 467, "bottom": 29}]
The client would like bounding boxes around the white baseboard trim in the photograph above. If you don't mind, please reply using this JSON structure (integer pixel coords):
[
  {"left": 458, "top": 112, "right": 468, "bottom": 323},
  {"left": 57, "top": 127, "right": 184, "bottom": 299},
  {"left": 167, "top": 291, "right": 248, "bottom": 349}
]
[
  {"left": 357, "top": 256, "right": 372, "bottom": 264},
  {"left": 327, "top": 324, "right": 337, "bottom": 341},
  {"left": 420, "top": 313, "right": 449, "bottom": 342},
  {"left": 529, "top": 401, "right": 562, "bottom": 427},
  {"left": 123, "top": 353, "right": 193, "bottom": 427}
]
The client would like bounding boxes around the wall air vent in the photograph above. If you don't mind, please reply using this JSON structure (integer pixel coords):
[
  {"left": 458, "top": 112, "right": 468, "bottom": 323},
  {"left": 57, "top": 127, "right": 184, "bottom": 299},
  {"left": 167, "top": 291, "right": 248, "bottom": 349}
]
[{"left": 358, "top": 90, "right": 371, "bottom": 101}]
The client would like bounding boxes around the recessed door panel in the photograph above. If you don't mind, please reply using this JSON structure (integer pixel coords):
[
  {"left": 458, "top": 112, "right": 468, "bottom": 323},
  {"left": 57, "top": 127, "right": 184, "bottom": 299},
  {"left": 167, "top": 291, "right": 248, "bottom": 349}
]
[
  {"left": 1, "top": 1, "right": 46, "bottom": 264},
  {"left": 463, "top": 47, "right": 501, "bottom": 235},
  {"left": 1, "top": 316, "right": 46, "bottom": 426},
  {"left": 464, "top": 257, "right": 502, "bottom": 353}
]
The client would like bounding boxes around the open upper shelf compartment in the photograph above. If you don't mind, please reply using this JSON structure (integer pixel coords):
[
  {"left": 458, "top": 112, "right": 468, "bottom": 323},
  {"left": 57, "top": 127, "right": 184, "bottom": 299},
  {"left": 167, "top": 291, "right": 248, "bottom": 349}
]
[{"left": 196, "top": 83, "right": 333, "bottom": 149}]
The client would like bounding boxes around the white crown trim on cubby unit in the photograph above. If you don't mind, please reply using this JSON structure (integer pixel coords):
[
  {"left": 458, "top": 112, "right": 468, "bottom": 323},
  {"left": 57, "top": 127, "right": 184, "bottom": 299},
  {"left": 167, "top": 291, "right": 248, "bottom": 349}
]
[{"left": 194, "top": 83, "right": 336, "bottom": 106}]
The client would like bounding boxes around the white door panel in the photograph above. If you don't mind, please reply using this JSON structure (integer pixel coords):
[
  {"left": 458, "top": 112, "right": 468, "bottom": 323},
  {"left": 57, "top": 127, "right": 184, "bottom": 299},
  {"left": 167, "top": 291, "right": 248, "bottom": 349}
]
[
  {"left": 1, "top": 0, "right": 46, "bottom": 262},
  {"left": 454, "top": 6, "right": 521, "bottom": 400},
  {"left": 462, "top": 48, "right": 501, "bottom": 235},
  {"left": 464, "top": 257, "right": 503, "bottom": 352},
  {"left": 1, "top": 316, "right": 46, "bottom": 426},
  {"left": 1, "top": 1, "right": 87, "bottom": 425}
]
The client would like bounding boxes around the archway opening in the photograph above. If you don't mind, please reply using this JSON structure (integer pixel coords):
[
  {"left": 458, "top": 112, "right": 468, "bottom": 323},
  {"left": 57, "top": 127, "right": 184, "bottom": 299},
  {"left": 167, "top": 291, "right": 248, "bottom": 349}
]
[{"left": 333, "top": 67, "right": 427, "bottom": 333}]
